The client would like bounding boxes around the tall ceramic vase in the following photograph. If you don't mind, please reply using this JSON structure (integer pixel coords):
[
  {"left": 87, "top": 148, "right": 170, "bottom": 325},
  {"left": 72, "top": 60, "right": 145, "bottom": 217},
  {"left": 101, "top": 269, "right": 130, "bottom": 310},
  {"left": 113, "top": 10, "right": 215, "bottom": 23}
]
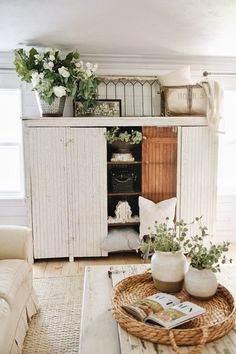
[
  {"left": 184, "top": 266, "right": 218, "bottom": 299},
  {"left": 151, "top": 250, "right": 186, "bottom": 293},
  {"left": 36, "top": 93, "right": 66, "bottom": 117}
]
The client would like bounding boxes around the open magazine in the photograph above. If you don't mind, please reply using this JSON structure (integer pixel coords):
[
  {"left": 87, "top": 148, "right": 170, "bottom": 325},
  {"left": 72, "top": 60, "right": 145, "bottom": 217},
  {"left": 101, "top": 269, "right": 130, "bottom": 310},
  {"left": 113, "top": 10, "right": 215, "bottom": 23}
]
[{"left": 122, "top": 293, "right": 206, "bottom": 329}]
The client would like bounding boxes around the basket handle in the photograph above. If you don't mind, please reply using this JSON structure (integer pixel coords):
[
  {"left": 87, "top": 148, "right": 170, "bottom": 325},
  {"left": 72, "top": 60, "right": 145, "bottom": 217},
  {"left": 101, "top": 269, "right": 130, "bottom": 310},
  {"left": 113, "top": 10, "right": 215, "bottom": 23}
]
[{"left": 169, "top": 327, "right": 208, "bottom": 354}]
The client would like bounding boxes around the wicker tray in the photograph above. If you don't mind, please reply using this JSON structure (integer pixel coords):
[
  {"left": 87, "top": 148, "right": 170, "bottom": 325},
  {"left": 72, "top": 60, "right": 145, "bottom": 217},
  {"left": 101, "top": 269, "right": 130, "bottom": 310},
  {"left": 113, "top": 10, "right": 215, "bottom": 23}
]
[{"left": 112, "top": 271, "right": 236, "bottom": 352}]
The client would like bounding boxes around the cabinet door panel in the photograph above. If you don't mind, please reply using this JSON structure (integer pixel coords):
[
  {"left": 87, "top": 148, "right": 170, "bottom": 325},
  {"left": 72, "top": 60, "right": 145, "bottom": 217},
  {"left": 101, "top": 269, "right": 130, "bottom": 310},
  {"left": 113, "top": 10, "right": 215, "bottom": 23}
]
[
  {"left": 142, "top": 127, "right": 177, "bottom": 203},
  {"left": 179, "top": 127, "right": 218, "bottom": 235},
  {"left": 69, "top": 128, "right": 107, "bottom": 257},
  {"left": 28, "top": 127, "right": 69, "bottom": 258}
]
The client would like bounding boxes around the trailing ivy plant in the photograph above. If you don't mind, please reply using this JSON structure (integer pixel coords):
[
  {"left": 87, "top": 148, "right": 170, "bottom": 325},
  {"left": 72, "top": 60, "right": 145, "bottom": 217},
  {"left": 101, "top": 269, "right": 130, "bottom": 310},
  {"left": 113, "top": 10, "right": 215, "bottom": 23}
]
[{"left": 106, "top": 127, "right": 142, "bottom": 144}]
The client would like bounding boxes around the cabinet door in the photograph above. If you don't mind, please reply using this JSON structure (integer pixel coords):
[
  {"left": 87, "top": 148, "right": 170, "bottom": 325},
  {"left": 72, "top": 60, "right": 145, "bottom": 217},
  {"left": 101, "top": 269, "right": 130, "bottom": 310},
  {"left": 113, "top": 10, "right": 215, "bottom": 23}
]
[
  {"left": 178, "top": 127, "right": 218, "bottom": 235},
  {"left": 142, "top": 127, "right": 177, "bottom": 202},
  {"left": 68, "top": 128, "right": 107, "bottom": 257},
  {"left": 28, "top": 127, "right": 69, "bottom": 258}
]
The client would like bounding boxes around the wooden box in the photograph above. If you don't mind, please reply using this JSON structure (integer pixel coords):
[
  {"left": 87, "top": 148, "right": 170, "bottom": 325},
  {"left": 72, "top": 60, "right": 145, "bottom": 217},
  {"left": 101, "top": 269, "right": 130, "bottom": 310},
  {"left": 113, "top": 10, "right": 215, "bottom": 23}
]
[{"left": 161, "top": 84, "right": 207, "bottom": 116}]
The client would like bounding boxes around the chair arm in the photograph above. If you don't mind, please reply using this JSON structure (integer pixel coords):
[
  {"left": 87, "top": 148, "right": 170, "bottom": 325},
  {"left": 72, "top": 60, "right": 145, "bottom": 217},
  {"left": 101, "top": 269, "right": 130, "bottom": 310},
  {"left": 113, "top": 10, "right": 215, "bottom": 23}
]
[{"left": 0, "top": 226, "right": 33, "bottom": 263}]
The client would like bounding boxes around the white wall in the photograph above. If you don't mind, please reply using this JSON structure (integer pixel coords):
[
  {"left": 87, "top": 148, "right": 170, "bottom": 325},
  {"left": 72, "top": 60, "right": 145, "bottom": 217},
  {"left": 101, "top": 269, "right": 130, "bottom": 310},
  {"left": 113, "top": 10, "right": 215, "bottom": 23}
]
[{"left": 1, "top": 51, "right": 236, "bottom": 242}]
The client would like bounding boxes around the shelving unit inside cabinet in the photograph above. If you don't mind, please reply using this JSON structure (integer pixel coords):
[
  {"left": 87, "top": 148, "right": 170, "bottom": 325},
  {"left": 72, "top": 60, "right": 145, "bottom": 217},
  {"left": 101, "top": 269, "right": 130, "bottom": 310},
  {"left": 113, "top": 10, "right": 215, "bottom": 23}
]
[
  {"left": 106, "top": 126, "right": 178, "bottom": 239},
  {"left": 106, "top": 126, "right": 142, "bottom": 242}
]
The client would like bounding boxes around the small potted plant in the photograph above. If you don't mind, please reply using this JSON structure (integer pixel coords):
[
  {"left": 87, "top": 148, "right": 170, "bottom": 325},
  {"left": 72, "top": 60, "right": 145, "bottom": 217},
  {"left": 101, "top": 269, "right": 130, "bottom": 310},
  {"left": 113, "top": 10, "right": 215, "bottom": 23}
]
[
  {"left": 106, "top": 127, "right": 142, "bottom": 153},
  {"left": 14, "top": 47, "right": 100, "bottom": 116},
  {"left": 184, "top": 217, "right": 232, "bottom": 299},
  {"left": 139, "top": 218, "right": 189, "bottom": 293}
]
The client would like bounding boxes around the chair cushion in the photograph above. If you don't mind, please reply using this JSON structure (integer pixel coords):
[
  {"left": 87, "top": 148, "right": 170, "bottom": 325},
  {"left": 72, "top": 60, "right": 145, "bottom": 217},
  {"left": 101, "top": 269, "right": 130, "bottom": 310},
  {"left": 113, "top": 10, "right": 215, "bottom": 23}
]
[{"left": 0, "top": 259, "right": 31, "bottom": 308}]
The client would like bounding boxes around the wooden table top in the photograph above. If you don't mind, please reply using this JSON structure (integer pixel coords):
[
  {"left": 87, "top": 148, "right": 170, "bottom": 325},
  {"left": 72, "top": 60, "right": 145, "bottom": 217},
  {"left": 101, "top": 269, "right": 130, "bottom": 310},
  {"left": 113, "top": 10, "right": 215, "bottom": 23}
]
[{"left": 79, "top": 264, "right": 236, "bottom": 354}]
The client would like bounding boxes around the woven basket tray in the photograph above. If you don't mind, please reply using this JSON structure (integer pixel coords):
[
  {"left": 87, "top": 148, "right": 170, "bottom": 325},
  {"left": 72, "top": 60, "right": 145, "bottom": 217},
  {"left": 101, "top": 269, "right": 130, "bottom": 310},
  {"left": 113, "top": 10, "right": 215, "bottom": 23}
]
[{"left": 112, "top": 271, "right": 236, "bottom": 350}]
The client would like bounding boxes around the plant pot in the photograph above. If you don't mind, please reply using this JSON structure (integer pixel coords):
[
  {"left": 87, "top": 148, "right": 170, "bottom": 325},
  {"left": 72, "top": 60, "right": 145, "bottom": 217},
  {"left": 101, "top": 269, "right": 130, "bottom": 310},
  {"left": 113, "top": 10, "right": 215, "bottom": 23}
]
[
  {"left": 184, "top": 266, "right": 218, "bottom": 299},
  {"left": 36, "top": 93, "right": 66, "bottom": 117},
  {"left": 111, "top": 141, "right": 136, "bottom": 154},
  {"left": 151, "top": 250, "right": 186, "bottom": 293}
]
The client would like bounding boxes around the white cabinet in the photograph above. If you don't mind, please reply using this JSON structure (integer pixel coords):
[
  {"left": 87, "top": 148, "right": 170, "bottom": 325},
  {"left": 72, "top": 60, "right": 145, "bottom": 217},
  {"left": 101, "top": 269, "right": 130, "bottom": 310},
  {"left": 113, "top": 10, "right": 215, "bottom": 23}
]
[
  {"left": 23, "top": 117, "right": 218, "bottom": 259},
  {"left": 25, "top": 126, "right": 107, "bottom": 259}
]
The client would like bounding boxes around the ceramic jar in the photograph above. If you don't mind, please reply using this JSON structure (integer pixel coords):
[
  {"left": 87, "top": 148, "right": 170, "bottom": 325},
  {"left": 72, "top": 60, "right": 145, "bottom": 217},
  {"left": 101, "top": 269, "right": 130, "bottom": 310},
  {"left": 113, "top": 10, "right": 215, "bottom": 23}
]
[
  {"left": 184, "top": 266, "right": 218, "bottom": 299},
  {"left": 151, "top": 250, "right": 186, "bottom": 293}
]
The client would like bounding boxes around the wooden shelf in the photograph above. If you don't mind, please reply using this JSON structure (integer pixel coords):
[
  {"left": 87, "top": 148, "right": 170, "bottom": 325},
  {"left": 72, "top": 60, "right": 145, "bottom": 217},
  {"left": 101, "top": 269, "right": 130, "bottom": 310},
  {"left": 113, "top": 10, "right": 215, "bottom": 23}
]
[
  {"left": 108, "top": 222, "right": 140, "bottom": 227},
  {"left": 107, "top": 161, "right": 142, "bottom": 165},
  {"left": 108, "top": 192, "right": 141, "bottom": 196}
]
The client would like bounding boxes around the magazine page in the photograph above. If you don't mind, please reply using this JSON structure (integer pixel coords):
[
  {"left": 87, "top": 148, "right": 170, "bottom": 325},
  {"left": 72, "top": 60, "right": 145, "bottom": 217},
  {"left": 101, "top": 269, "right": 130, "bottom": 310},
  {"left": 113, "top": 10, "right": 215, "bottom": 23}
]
[
  {"left": 145, "top": 301, "right": 206, "bottom": 328},
  {"left": 122, "top": 293, "right": 181, "bottom": 322}
]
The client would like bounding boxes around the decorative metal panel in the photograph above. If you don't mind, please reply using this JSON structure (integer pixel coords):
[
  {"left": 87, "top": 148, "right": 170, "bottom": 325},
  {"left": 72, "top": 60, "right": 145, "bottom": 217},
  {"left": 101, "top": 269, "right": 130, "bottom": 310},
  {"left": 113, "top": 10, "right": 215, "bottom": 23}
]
[{"left": 98, "top": 76, "right": 161, "bottom": 117}]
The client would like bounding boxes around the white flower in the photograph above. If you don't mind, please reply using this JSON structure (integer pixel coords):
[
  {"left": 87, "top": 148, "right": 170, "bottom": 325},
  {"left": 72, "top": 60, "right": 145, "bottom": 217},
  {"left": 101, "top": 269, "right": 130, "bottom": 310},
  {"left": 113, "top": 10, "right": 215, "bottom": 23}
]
[
  {"left": 92, "top": 63, "right": 98, "bottom": 72},
  {"left": 86, "top": 62, "right": 93, "bottom": 70},
  {"left": 47, "top": 48, "right": 58, "bottom": 54},
  {"left": 34, "top": 54, "right": 43, "bottom": 61},
  {"left": 43, "top": 61, "right": 54, "bottom": 71},
  {"left": 85, "top": 69, "right": 92, "bottom": 77},
  {"left": 49, "top": 54, "right": 55, "bottom": 61},
  {"left": 53, "top": 86, "right": 66, "bottom": 98},
  {"left": 31, "top": 72, "right": 41, "bottom": 87},
  {"left": 75, "top": 60, "right": 83, "bottom": 69},
  {"left": 58, "top": 66, "right": 70, "bottom": 78}
]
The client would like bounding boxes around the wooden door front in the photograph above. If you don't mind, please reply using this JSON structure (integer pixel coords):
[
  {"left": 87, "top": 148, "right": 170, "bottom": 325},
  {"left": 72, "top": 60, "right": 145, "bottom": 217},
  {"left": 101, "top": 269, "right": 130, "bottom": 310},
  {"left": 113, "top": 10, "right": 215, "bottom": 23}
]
[{"left": 142, "top": 127, "right": 177, "bottom": 203}]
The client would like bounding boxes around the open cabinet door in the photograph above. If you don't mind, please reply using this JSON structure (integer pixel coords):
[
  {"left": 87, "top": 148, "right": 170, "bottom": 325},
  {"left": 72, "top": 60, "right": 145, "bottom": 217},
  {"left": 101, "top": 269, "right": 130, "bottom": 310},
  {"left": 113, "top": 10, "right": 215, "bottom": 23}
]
[{"left": 142, "top": 127, "right": 177, "bottom": 203}]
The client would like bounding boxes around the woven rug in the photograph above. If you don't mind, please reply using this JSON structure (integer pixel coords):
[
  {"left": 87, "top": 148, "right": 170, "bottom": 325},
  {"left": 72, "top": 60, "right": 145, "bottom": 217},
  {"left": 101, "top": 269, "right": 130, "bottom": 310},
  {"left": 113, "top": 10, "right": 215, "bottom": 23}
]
[{"left": 23, "top": 274, "right": 84, "bottom": 354}]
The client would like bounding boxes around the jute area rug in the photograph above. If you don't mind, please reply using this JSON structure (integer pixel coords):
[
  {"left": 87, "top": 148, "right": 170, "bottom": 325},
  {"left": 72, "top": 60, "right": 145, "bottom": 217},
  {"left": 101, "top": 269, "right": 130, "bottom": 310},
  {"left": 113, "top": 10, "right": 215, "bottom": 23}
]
[{"left": 23, "top": 274, "right": 84, "bottom": 354}]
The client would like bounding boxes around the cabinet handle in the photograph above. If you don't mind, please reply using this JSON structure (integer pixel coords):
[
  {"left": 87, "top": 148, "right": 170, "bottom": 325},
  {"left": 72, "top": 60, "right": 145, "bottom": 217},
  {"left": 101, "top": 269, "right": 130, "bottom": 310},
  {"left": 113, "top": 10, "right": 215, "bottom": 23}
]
[{"left": 142, "top": 136, "right": 147, "bottom": 140}]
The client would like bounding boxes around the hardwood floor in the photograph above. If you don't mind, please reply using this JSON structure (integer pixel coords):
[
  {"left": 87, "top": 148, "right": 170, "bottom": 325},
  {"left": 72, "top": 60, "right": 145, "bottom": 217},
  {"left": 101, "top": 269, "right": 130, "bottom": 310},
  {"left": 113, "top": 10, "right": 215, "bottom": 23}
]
[
  {"left": 33, "top": 243, "right": 236, "bottom": 278},
  {"left": 33, "top": 252, "right": 147, "bottom": 278}
]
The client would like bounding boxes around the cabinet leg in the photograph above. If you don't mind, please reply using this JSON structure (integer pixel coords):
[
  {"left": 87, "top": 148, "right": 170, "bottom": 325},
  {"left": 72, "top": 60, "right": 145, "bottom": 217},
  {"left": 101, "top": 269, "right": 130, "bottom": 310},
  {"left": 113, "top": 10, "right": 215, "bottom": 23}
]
[{"left": 69, "top": 256, "right": 74, "bottom": 262}]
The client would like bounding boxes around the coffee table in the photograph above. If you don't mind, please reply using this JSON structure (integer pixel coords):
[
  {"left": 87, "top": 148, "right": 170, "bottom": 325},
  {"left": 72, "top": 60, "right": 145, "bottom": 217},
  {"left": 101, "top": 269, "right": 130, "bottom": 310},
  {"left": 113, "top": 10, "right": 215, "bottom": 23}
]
[{"left": 79, "top": 264, "right": 236, "bottom": 354}]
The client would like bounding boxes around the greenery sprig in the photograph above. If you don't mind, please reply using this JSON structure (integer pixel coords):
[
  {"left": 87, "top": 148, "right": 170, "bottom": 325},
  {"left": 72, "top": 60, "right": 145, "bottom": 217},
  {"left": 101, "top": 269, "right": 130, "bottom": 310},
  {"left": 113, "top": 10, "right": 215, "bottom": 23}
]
[
  {"left": 106, "top": 127, "right": 142, "bottom": 144},
  {"left": 138, "top": 218, "right": 190, "bottom": 260},
  {"left": 139, "top": 216, "right": 233, "bottom": 272},
  {"left": 185, "top": 217, "right": 232, "bottom": 272}
]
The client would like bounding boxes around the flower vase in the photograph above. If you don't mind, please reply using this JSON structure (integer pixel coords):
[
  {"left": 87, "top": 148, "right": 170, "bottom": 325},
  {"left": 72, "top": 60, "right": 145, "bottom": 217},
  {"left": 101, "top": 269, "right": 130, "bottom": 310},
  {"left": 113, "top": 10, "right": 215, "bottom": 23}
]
[
  {"left": 36, "top": 93, "right": 66, "bottom": 117},
  {"left": 184, "top": 266, "right": 218, "bottom": 299},
  {"left": 151, "top": 250, "right": 186, "bottom": 293}
]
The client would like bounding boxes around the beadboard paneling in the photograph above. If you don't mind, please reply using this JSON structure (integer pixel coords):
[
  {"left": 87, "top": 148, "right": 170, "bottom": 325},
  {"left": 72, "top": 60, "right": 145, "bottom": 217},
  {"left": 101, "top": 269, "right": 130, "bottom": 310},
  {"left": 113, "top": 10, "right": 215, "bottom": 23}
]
[
  {"left": 68, "top": 128, "right": 107, "bottom": 257},
  {"left": 142, "top": 127, "right": 177, "bottom": 203},
  {"left": 28, "top": 127, "right": 69, "bottom": 258},
  {"left": 179, "top": 127, "right": 218, "bottom": 236}
]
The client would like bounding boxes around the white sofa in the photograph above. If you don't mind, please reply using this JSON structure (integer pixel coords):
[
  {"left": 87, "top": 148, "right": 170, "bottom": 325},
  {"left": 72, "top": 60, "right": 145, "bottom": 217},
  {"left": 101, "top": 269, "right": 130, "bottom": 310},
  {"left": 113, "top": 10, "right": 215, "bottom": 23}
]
[{"left": 0, "top": 226, "right": 39, "bottom": 354}]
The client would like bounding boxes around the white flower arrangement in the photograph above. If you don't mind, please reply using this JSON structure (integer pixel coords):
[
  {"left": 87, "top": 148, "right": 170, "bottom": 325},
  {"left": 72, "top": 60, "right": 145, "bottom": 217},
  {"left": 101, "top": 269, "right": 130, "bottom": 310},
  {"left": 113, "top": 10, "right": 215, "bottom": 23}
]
[{"left": 14, "top": 47, "right": 100, "bottom": 106}]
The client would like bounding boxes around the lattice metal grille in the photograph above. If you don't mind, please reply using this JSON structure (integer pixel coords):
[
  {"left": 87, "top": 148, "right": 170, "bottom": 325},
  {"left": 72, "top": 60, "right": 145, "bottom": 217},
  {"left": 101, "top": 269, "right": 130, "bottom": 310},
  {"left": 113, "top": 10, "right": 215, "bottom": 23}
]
[{"left": 97, "top": 76, "right": 161, "bottom": 117}]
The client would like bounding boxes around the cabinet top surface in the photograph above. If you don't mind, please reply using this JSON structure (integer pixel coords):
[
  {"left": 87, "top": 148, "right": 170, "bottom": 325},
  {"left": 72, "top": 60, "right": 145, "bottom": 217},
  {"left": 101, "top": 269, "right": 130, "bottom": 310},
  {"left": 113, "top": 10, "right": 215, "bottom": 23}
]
[{"left": 22, "top": 116, "right": 208, "bottom": 127}]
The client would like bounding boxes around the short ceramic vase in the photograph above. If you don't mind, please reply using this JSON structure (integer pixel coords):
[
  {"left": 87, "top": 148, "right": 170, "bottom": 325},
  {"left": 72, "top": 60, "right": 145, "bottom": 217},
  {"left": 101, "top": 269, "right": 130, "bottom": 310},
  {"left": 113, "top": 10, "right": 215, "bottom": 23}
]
[
  {"left": 151, "top": 250, "right": 186, "bottom": 293},
  {"left": 184, "top": 266, "right": 218, "bottom": 299}
]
